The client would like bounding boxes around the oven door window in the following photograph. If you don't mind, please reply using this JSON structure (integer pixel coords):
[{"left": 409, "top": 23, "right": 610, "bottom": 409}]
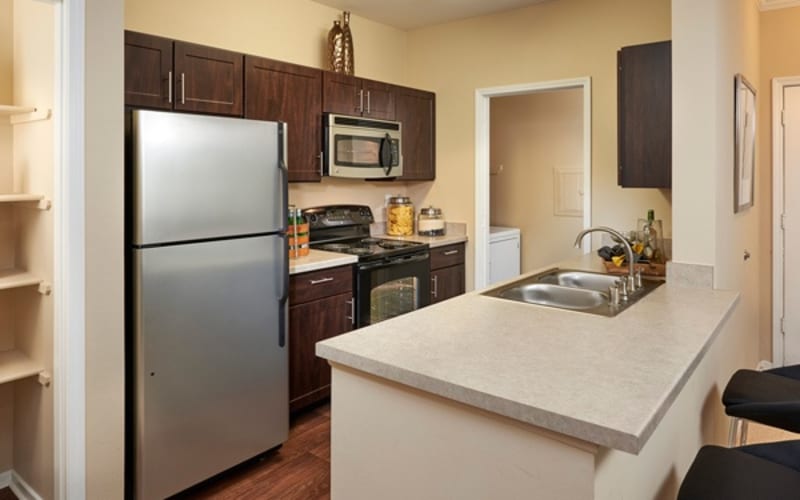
[
  {"left": 370, "top": 276, "right": 419, "bottom": 324},
  {"left": 357, "top": 253, "right": 430, "bottom": 327}
]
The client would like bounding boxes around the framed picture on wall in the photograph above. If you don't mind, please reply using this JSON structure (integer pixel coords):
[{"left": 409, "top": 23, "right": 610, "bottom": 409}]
[{"left": 734, "top": 73, "right": 756, "bottom": 213}]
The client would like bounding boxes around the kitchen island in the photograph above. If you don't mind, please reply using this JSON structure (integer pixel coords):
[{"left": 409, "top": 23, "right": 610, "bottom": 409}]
[{"left": 316, "top": 255, "right": 740, "bottom": 499}]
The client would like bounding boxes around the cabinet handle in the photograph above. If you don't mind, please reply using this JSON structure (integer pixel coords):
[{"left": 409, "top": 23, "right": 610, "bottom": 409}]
[
  {"left": 432, "top": 275, "right": 438, "bottom": 298},
  {"left": 443, "top": 250, "right": 459, "bottom": 256},
  {"left": 167, "top": 71, "right": 173, "bottom": 104},
  {"left": 366, "top": 91, "right": 371, "bottom": 114},
  {"left": 346, "top": 298, "right": 355, "bottom": 325},
  {"left": 318, "top": 152, "right": 324, "bottom": 177},
  {"left": 309, "top": 277, "right": 334, "bottom": 285},
  {"left": 358, "top": 89, "right": 364, "bottom": 113},
  {"left": 180, "top": 72, "right": 185, "bottom": 104}
]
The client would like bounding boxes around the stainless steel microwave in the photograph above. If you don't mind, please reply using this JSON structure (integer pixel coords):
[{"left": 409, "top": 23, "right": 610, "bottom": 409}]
[{"left": 323, "top": 113, "right": 402, "bottom": 179}]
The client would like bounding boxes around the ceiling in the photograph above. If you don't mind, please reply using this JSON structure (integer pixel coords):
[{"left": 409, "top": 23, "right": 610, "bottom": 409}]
[{"left": 311, "top": 0, "right": 552, "bottom": 30}]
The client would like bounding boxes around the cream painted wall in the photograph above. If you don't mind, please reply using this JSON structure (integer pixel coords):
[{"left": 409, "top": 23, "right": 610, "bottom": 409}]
[
  {"left": 124, "top": 0, "right": 422, "bottom": 220},
  {"left": 406, "top": 0, "right": 672, "bottom": 289},
  {"left": 85, "top": 0, "right": 125, "bottom": 497},
  {"left": 0, "top": 0, "right": 13, "bottom": 473},
  {"left": 672, "top": 0, "right": 760, "bottom": 363},
  {"left": 759, "top": 7, "right": 800, "bottom": 361},
  {"left": 489, "top": 89, "right": 584, "bottom": 271},
  {"left": 6, "top": 0, "right": 56, "bottom": 497}
]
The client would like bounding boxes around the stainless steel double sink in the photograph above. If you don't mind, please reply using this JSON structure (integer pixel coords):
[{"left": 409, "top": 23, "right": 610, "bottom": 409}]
[{"left": 482, "top": 268, "right": 663, "bottom": 317}]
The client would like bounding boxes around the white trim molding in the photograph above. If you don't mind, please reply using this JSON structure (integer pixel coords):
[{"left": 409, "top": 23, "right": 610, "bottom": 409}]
[
  {"left": 54, "top": 0, "right": 87, "bottom": 499},
  {"left": 771, "top": 76, "right": 800, "bottom": 366},
  {"left": 474, "top": 78, "right": 592, "bottom": 289},
  {"left": 0, "top": 470, "right": 44, "bottom": 500},
  {"left": 759, "top": 0, "right": 800, "bottom": 10}
]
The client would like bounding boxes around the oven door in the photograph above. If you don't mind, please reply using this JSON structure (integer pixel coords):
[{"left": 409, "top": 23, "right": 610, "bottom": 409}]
[{"left": 356, "top": 252, "right": 430, "bottom": 327}]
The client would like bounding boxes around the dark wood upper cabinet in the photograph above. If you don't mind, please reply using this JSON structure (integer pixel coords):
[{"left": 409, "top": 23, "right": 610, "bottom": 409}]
[
  {"left": 124, "top": 31, "right": 243, "bottom": 117},
  {"left": 173, "top": 42, "right": 243, "bottom": 116},
  {"left": 245, "top": 56, "right": 323, "bottom": 182},
  {"left": 323, "top": 72, "right": 395, "bottom": 120},
  {"left": 124, "top": 31, "right": 173, "bottom": 110},
  {"left": 617, "top": 40, "right": 671, "bottom": 188},
  {"left": 395, "top": 86, "right": 436, "bottom": 181}
]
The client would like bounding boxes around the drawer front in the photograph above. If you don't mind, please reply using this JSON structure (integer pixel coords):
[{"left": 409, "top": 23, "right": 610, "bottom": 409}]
[
  {"left": 290, "top": 265, "right": 353, "bottom": 304},
  {"left": 430, "top": 243, "right": 465, "bottom": 270}
]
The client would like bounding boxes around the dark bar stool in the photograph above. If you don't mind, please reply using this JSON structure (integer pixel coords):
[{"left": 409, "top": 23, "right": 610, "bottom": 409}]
[
  {"left": 722, "top": 365, "right": 800, "bottom": 446},
  {"left": 678, "top": 440, "right": 800, "bottom": 500}
]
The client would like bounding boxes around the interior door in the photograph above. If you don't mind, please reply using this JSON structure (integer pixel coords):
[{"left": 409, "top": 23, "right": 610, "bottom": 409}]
[{"left": 783, "top": 85, "right": 800, "bottom": 363}]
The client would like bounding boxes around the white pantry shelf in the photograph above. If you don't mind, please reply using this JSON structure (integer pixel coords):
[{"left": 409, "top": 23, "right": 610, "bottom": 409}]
[
  {"left": 0, "top": 104, "right": 35, "bottom": 116},
  {"left": 0, "top": 193, "right": 51, "bottom": 209},
  {"left": 0, "top": 105, "right": 51, "bottom": 124},
  {"left": 0, "top": 349, "right": 43, "bottom": 385},
  {"left": 0, "top": 269, "right": 42, "bottom": 292}
]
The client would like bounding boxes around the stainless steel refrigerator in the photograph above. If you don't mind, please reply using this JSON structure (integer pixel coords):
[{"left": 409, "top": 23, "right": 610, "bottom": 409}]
[{"left": 127, "top": 110, "right": 289, "bottom": 500}]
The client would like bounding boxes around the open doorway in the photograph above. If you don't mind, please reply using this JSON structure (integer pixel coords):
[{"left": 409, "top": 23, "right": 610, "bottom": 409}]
[{"left": 474, "top": 79, "right": 592, "bottom": 289}]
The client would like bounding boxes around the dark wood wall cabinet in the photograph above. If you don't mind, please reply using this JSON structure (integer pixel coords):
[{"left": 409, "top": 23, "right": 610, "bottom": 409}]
[
  {"left": 322, "top": 72, "right": 395, "bottom": 120},
  {"left": 429, "top": 243, "right": 466, "bottom": 304},
  {"left": 245, "top": 56, "right": 323, "bottom": 182},
  {"left": 125, "top": 31, "right": 244, "bottom": 116},
  {"left": 288, "top": 265, "right": 354, "bottom": 413},
  {"left": 617, "top": 40, "right": 671, "bottom": 188},
  {"left": 125, "top": 30, "right": 436, "bottom": 182}
]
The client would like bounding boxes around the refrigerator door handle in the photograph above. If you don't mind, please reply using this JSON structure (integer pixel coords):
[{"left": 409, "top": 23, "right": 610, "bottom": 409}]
[{"left": 278, "top": 122, "right": 289, "bottom": 348}]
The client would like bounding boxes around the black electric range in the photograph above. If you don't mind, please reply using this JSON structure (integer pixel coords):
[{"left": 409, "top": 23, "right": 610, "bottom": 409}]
[
  {"left": 302, "top": 205, "right": 431, "bottom": 326},
  {"left": 303, "top": 205, "right": 428, "bottom": 261}
]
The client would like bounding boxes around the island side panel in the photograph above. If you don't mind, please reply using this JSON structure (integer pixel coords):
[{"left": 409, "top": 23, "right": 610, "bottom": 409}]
[{"left": 330, "top": 364, "right": 596, "bottom": 500}]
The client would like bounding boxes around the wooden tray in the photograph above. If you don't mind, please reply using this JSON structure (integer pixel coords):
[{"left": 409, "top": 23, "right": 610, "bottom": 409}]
[{"left": 602, "top": 260, "right": 666, "bottom": 277}]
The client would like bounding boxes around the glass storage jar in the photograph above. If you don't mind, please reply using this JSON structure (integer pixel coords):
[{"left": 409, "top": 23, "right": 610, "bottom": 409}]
[
  {"left": 417, "top": 206, "right": 446, "bottom": 236},
  {"left": 387, "top": 195, "right": 415, "bottom": 236}
]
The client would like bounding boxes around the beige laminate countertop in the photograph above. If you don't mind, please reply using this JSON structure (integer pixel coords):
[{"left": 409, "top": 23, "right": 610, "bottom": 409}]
[
  {"left": 289, "top": 249, "right": 357, "bottom": 275},
  {"left": 316, "top": 255, "right": 739, "bottom": 454}
]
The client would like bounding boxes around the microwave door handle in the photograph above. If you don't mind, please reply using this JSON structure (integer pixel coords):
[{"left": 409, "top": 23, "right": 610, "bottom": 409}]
[{"left": 380, "top": 133, "right": 393, "bottom": 176}]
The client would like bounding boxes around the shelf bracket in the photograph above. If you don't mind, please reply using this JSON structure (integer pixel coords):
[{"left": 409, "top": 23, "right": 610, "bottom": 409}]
[
  {"left": 10, "top": 108, "right": 52, "bottom": 125},
  {"left": 38, "top": 281, "right": 52, "bottom": 295},
  {"left": 38, "top": 371, "right": 52, "bottom": 387},
  {"left": 38, "top": 198, "right": 51, "bottom": 210}
]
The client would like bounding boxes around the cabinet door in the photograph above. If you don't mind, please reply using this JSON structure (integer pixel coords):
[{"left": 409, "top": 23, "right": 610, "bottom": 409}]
[
  {"left": 361, "top": 79, "right": 395, "bottom": 120},
  {"left": 395, "top": 86, "right": 435, "bottom": 180},
  {"left": 289, "top": 292, "right": 353, "bottom": 412},
  {"left": 125, "top": 31, "right": 173, "bottom": 110},
  {"left": 617, "top": 41, "right": 671, "bottom": 188},
  {"left": 174, "top": 41, "right": 244, "bottom": 116},
  {"left": 431, "top": 265, "right": 465, "bottom": 304},
  {"left": 323, "top": 72, "right": 362, "bottom": 116},
  {"left": 245, "top": 56, "right": 323, "bottom": 182}
]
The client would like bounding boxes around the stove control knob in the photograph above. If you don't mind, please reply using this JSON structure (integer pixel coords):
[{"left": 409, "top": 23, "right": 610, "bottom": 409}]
[{"left": 309, "top": 214, "right": 318, "bottom": 223}]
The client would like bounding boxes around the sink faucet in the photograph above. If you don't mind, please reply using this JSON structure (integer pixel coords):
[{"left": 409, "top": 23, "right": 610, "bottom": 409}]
[{"left": 574, "top": 226, "right": 636, "bottom": 292}]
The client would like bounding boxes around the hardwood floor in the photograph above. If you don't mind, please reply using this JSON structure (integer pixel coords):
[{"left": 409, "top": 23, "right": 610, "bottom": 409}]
[{"left": 173, "top": 403, "right": 331, "bottom": 499}]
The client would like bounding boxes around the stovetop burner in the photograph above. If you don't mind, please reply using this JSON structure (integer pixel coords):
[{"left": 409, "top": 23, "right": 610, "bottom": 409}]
[{"left": 303, "top": 205, "right": 429, "bottom": 262}]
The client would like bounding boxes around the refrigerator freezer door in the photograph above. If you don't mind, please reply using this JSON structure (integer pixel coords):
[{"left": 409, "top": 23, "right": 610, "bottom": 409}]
[
  {"left": 133, "top": 235, "right": 288, "bottom": 500},
  {"left": 131, "top": 110, "right": 286, "bottom": 245}
]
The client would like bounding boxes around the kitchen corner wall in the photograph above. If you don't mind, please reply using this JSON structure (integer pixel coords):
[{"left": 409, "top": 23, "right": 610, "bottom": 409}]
[
  {"left": 404, "top": 0, "right": 672, "bottom": 289},
  {"left": 124, "top": 0, "right": 423, "bottom": 225},
  {"left": 759, "top": 6, "right": 800, "bottom": 366}
]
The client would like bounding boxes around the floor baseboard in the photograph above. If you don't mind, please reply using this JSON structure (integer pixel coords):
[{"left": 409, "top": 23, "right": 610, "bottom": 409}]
[
  {"left": 0, "top": 471, "right": 44, "bottom": 500},
  {"left": 0, "top": 470, "right": 11, "bottom": 489}
]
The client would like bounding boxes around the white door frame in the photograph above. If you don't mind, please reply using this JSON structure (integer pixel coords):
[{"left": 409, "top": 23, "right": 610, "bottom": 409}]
[
  {"left": 474, "top": 78, "right": 592, "bottom": 289},
  {"left": 772, "top": 76, "right": 800, "bottom": 366},
  {"left": 54, "top": 0, "right": 87, "bottom": 498}
]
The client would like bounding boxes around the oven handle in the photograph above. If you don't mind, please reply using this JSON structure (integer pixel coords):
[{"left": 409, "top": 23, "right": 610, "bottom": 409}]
[{"left": 358, "top": 252, "right": 430, "bottom": 270}]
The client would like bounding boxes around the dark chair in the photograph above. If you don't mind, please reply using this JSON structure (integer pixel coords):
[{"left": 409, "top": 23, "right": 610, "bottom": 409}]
[
  {"left": 722, "top": 365, "right": 800, "bottom": 445},
  {"left": 678, "top": 440, "right": 800, "bottom": 500}
]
